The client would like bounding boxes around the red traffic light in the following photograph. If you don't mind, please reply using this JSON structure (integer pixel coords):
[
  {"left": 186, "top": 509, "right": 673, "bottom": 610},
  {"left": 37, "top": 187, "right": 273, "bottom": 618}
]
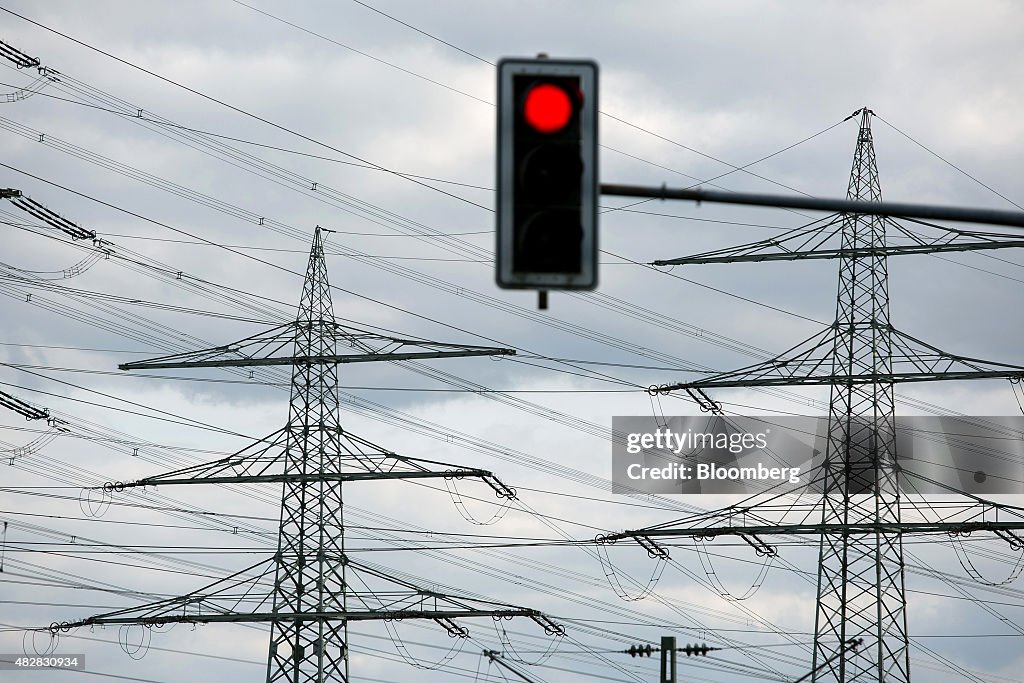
[
  {"left": 523, "top": 83, "right": 573, "bottom": 133},
  {"left": 496, "top": 57, "right": 598, "bottom": 291}
]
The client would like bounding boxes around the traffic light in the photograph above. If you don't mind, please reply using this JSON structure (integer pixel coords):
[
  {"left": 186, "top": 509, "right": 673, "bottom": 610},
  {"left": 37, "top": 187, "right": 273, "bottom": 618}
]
[{"left": 496, "top": 57, "right": 598, "bottom": 290}]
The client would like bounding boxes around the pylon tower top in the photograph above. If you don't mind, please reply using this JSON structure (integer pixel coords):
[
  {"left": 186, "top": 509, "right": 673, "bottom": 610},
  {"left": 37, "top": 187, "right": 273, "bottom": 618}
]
[{"left": 118, "top": 227, "right": 515, "bottom": 371}]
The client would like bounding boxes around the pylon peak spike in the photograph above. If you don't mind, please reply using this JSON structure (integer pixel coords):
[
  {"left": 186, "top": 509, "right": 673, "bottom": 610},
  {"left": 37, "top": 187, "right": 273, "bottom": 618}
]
[{"left": 297, "top": 226, "right": 335, "bottom": 326}]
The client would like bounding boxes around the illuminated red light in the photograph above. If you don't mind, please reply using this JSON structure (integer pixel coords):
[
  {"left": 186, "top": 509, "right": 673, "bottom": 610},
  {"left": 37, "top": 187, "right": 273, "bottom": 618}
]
[{"left": 523, "top": 83, "right": 572, "bottom": 134}]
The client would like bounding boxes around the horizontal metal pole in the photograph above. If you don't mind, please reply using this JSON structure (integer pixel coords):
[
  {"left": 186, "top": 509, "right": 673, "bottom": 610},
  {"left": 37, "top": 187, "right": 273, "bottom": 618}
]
[
  {"left": 601, "top": 183, "right": 1024, "bottom": 229},
  {"left": 119, "top": 348, "right": 515, "bottom": 370}
]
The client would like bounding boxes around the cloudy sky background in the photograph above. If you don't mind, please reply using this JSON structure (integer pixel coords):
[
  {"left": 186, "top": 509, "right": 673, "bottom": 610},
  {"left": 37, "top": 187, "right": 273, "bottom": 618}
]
[{"left": 1, "top": 1, "right": 1024, "bottom": 682}]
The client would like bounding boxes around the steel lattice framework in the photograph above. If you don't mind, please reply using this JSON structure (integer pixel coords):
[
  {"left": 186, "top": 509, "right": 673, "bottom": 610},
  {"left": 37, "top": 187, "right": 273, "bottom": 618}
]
[
  {"left": 267, "top": 223, "right": 352, "bottom": 683},
  {"left": 814, "top": 109, "right": 907, "bottom": 683},
  {"left": 611, "top": 108, "right": 1024, "bottom": 682},
  {"left": 54, "top": 227, "right": 566, "bottom": 683}
]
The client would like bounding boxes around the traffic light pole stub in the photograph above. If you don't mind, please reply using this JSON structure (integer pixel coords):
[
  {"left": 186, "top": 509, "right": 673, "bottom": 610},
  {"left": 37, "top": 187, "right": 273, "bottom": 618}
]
[{"left": 496, "top": 58, "right": 599, "bottom": 290}]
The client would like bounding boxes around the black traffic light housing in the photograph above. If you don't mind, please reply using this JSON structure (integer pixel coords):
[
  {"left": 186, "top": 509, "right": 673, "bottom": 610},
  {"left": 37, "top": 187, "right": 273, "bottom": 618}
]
[{"left": 496, "top": 57, "right": 598, "bottom": 290}]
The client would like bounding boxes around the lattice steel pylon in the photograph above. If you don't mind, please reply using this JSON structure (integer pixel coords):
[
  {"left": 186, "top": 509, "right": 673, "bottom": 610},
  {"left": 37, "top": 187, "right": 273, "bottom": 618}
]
[
  {"left": 54, "top": 227, "right": 568, "bottom": 682},
  {"left": 614, "top": 108, "right": 1024, "bottom": 682},
  {"left": 265, "top": 224, "right": 352, "bottom": 683},
  {"left": 813, "top": 108, "right": 908, "bottom": 683}
]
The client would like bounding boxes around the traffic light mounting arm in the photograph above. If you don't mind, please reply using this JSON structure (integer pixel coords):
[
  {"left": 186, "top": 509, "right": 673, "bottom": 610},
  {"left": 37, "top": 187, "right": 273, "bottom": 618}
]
[{"left": 600, "top": 183, "right": 1024, "bottom": 230}]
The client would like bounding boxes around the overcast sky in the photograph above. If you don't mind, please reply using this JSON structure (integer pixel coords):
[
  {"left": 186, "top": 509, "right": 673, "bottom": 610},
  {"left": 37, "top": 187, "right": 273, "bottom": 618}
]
[{"left": 2, "top": 2, "right": 1024, "bottom": 682}]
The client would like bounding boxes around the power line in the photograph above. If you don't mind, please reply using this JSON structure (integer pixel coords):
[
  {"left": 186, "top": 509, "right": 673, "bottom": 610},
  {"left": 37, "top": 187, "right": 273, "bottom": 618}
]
[
  {"left": 0, "top": 76, "right": 495, "bottom": 193},
  {"left": 875, "top": 113, "right": 1023, "bottom": 211},
  {"left": 0, "top": 5, "right": 493, "bottom": 212}
]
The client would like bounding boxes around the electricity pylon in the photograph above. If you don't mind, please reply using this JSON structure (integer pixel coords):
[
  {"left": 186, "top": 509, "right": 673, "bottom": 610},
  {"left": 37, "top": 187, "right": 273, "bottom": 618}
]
[
  {"left": 606, "top": 108, "right": 1024, "bottom": 682},
  {"left": 57, "top": 226, "right": 563, "bottom": 682}
]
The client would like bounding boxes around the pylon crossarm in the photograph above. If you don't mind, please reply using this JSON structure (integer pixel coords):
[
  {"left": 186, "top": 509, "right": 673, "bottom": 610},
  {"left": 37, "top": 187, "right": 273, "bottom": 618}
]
[
  {"left": 433, "top": 616, "right": 470, "bottom": 638},
  {"left": 98, "top": 428, "right": 290, "bottom": 487},
  {"left": 654, "top": 213, "right": 844, "bottom": 266},
  {"left": 600, "top": 500, "right": 1024, "bottom": 556},
  {"left": 672, "top": 369, "right": 1024, "bottom": 389},
  {"left": 7, "top": 194, "right": 95, "bottom": 240},
  {"left": 0, "top": 388, "right": 49, "bottom": 420},
  {"left": 902, "top": 496, "right": 1024, "bottom": 522},
  {"left": 0, "top": 40, "right": 39, "bottom": 68},
  {"left": 686, "top": 387, "right": 724, "bottom": 414},
  {"left": 107, "top": 469, "right": 497, "bottom": 488},
  {"left": 117, "top": 321, "right": 515, "bottom": 370},
  {"left": 995, "top": 529, "right": 1024, "bottom": 550},
  {"left": 628, "top": 533, "right": 670, "bottom": 560},
  {"left": 889, "top": 326, "right": 1024, "bottom": 376},
  {"left": 483, "top": 474, "right": 517, "bottom": 498},
  {"left": 661, "top": 239, "right": 1024, "bottom": 265},
  {"left": 341, "top": 558, "right": 555, "bottom": 619},
  {"left": 615, "top": 521, "right": 1024, "bottom": 539},
  {"left": 657, "top": 327, "right": 837, "bottom": 391},
  {"left": 47, "top": 558, "right": 276, "bottom": 632},
  {"left": 54, "top": 608, "right": 541, "bottom": 630},
  {"left": 530, "top": 614, "right": 566, "bottom": 636},
  {"left": 608, "top": 504, "right": 787, "bottom": 542},
  {"left": 115, "top": 322, "right": 294, "bottom": 370},
  {"left": 332, "top": 333, "right": 516, "bottom": 360},
  {"left": 598, "top": 505, "right": 785, "bottom": 552},
  {"left": 51, "top": 555, "right": 555, "bottom": 633},
  {"left": 92, "top": 425, "right": 510, "bottom": 490},
  {"left": 659, "top": 324, "right": 1024, "bottom": 391},
  {"left": 120, "top": 348, "right": 512, "bottom": 369},
  {"left": 901, "top": 472, "right": 1024, "bottom": 523},
  {"left": 885, "top": 217, "right": 1024, "bottom": 254},
  {"left": 653, "top": 214, "right": 1024, "bottom": 266},
  {"left": 737, "top": 533, "right": 777, "bottom": 556}
]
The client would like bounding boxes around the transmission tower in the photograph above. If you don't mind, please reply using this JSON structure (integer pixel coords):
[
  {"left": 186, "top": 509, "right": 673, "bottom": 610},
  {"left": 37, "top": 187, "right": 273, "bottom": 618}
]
[
  {"left": 815, "top": 106, "right": 905, "bottom": 683},
  {"left": 54, "top": 226, "right": 563, "bottom": 682},
  {"left": 603, "top": 108, "right": 1024, "bottom": 682}
]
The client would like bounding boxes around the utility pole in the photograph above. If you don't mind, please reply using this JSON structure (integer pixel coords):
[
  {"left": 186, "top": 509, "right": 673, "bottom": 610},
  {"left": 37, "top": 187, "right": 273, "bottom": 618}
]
[
  {"left": 659, "top": 635, "right": 676, "bottom": 683},
  {"left": 625, "top": 637, "right": 718, "bottom": 682}
]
